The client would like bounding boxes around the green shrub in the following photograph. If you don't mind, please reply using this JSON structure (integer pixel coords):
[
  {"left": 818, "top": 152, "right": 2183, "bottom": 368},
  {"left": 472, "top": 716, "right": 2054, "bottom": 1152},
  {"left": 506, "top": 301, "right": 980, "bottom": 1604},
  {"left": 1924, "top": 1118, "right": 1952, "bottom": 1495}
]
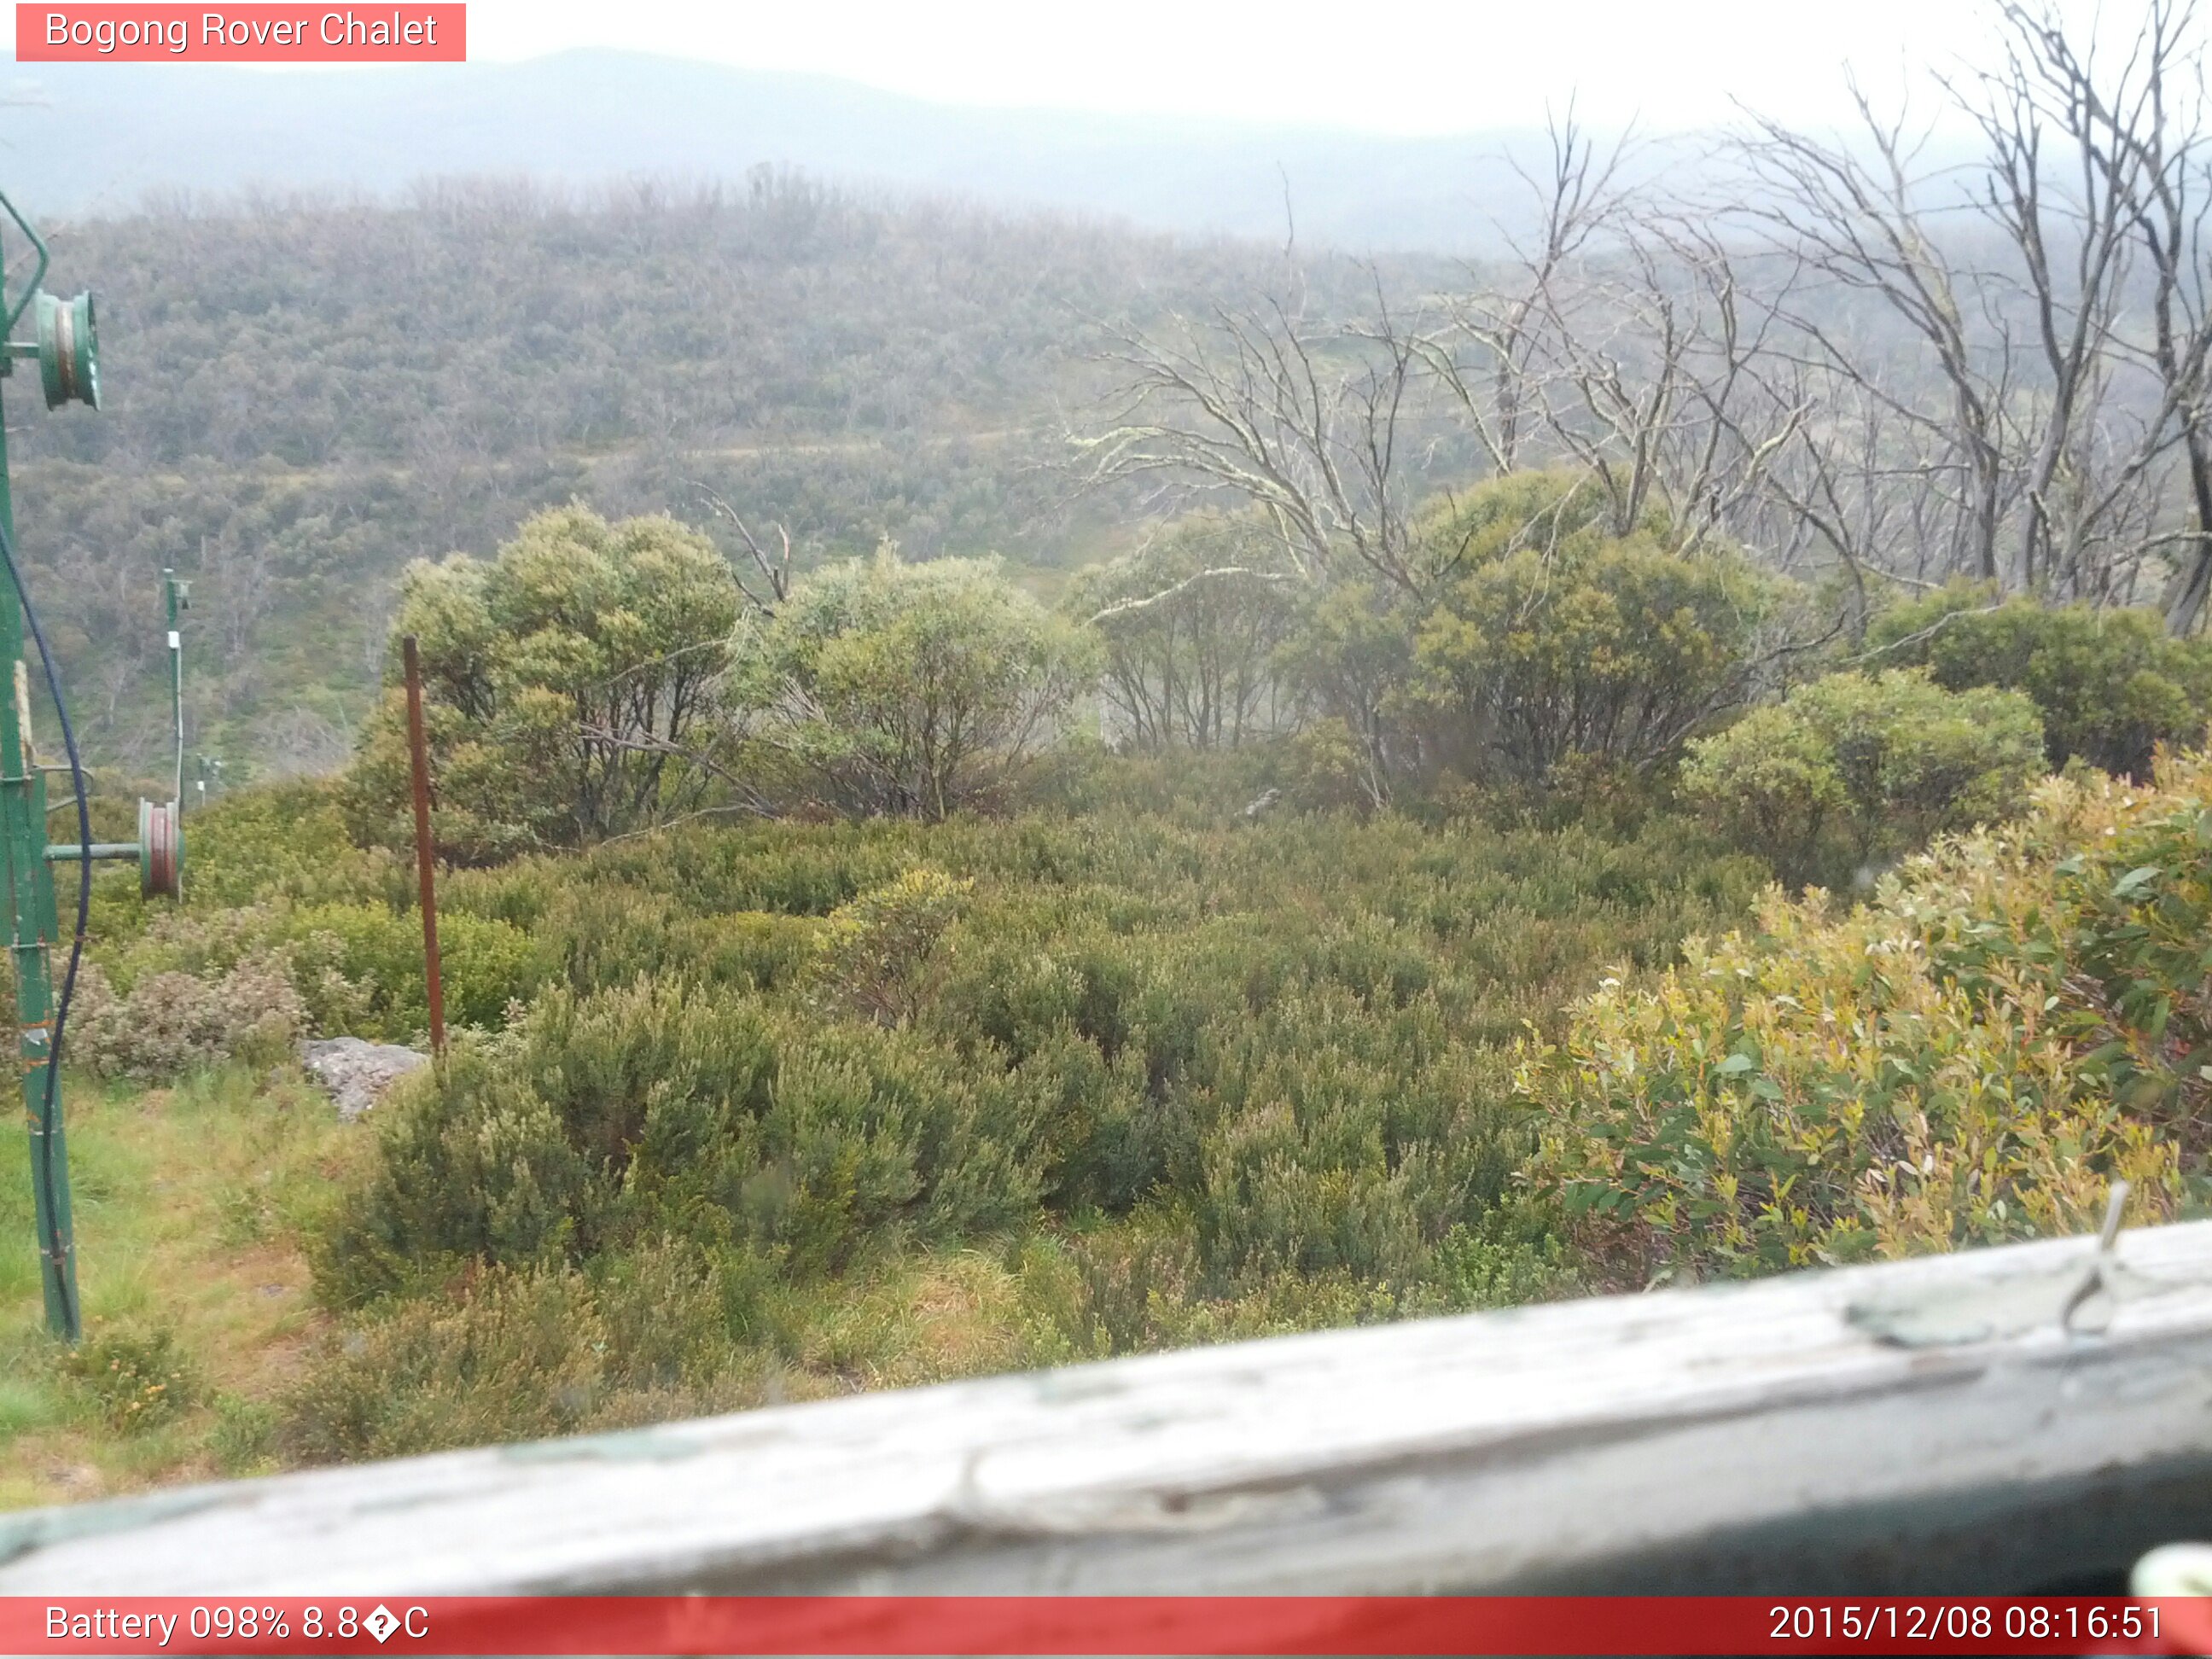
[
  {"left": 726, "top": 545, "right": 1100, "bottom": 819},
  {"left": 90, "top": 894, "right": 542, "bottom": 1051},
  {"left": 317, "top": 976, "right": 1057, "bottom": 1303},
  {"left": 346, "top": 507, "right": 742, "bottom": 864},
  {"left": 282, "top": 903, "right": 544, "bottom": 1034},
  {"left": 283, "top": 1263, "right": 620, "bottom": 1462},
  {"left": 1281, "top": 719, "right": 1382, "bottom": 813},
  {"left": 1022, "top": 1027, "right": 1185, "bottom": 1215},
  {"left": 445, "top": 870, "right": 821, "bottom": 1001},
  {"left": 1406, "top": 473, "right": 1792, "bottom": 785},
  {"left": 1680, "top": 669, "right": 2046, "bottom": 886},
  {"left": 67, "top": 1321, "right": 197, "bottom": 1432},
  {"left": 178, "top": 779, "right": 405, "bottom": 911},
  {"left": 317, "top": 986, "right": 754, "bottom": 1299},
  {"left": 288, "top": 768, "right": 1770, "bottom": 1436},
  {"left": 1190, "top": 992, "right": 1522, "bottom": 1289},
  {"left": 1249, "top": 474, "right": 1801, "bottom": 810},
  {"left": 68, "top": 953, "right": 305, "bottom": 1080},
  {"left": 1867, "top": 583, "right": 2212, "bottom": 778},
  {"left": 686, "top": 911, "right": 822, "bottom": 993},
  {"left": 1519, "top": 760, "right": 2212, "bottom": 1284},
  {"left": 1056, "top": 1222, "right": 1202, "bottom": 1357},
  {"left": 811, "top": 867, "right": 971, "bottom": 1026},
  {"left": 1429, "top": 1208, "right": 1583, "bottom": 1309}
]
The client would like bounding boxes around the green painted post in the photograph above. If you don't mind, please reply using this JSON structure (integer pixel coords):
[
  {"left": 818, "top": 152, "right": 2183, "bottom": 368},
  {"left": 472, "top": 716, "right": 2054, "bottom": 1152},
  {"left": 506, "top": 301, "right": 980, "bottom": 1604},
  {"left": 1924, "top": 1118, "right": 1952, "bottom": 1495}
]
[
  {"left": 164, "top": 571, "right": 186, "bottom": 807},
  {"left": 0, "top": 195, "right": 109, "bottom": 1343},
  {"left": 0, "top": 358, "right": 75, "bottom": 1342}
]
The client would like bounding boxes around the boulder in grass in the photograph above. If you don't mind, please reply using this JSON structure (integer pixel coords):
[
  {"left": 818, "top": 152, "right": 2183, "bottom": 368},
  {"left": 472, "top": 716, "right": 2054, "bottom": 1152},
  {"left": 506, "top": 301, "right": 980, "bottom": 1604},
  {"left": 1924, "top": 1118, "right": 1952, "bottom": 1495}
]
[{"left": 301, "top": 1037, "right": 428, "bottom": 1121}]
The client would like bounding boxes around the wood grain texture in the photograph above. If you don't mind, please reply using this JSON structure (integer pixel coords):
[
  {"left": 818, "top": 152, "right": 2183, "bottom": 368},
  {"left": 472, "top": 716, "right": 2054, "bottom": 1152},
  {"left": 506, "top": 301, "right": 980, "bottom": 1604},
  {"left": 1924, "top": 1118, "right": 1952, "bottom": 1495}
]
[{"left": 9, "top": 1220, "right": 2212, "bottom": 1594}]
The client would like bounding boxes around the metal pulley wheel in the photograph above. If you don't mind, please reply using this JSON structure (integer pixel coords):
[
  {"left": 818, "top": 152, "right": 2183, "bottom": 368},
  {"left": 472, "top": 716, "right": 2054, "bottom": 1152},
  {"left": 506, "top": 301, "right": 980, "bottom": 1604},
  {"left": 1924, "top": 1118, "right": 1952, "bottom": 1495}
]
[
  {"left": 137, "top": 797, "right": 181, "bottom": 899},
  {"left": 36, "top": 289, "right": 98, "bottom": 410}
]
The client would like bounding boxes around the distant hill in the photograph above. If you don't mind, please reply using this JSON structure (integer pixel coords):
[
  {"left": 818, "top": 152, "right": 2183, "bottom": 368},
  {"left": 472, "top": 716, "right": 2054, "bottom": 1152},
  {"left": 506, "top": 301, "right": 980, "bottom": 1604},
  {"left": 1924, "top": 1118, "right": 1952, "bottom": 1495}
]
[
  {"left": 0, "top": 51, "right": 1567, "bottom": 250},
  {"left": 5, "top": 174, "right": 1469, "bottom": 780}
]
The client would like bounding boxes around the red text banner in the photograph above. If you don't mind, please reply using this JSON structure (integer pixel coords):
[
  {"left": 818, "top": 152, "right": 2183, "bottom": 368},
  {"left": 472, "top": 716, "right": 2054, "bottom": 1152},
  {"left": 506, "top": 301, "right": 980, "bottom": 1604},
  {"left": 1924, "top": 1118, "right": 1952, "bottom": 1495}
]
[
  {"left": 17, "top": 6, "right": 464, "bottom": 61},
  {"left": 3, "top": 1596, "right": 2210, "bottom": 1656}
]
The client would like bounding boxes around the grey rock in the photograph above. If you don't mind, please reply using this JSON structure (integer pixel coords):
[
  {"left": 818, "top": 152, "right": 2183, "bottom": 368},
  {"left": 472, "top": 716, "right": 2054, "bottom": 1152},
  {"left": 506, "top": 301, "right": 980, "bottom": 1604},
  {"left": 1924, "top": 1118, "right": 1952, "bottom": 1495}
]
[
  {"left": 1243, "top": 787, "right": 1284, "bottom": 821},
  {"left": 301, "top": 1036, "right": 428, "bottom": 1121}
]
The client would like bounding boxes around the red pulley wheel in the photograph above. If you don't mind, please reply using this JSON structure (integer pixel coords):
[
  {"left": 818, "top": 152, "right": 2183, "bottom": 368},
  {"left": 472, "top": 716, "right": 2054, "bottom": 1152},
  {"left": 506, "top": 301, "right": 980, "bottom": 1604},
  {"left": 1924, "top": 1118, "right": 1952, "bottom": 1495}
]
[{"left": 138, "top": 798, "right": 181, "bottom": 899}]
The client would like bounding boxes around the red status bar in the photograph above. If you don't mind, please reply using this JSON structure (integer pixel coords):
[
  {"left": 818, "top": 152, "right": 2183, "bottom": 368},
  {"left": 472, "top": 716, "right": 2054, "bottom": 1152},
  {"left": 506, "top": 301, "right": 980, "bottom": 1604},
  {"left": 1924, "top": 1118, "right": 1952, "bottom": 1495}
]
[{"left": 3, "top": 1596, "right": 2208, "bottom": 1656}]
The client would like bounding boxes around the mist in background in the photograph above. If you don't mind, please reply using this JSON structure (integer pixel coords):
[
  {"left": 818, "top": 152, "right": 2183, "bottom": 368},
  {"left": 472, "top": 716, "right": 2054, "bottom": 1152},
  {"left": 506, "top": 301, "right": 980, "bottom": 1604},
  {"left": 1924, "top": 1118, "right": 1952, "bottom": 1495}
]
[{"left": 0, "top": 1, "right": 2062, "bottom": 247}]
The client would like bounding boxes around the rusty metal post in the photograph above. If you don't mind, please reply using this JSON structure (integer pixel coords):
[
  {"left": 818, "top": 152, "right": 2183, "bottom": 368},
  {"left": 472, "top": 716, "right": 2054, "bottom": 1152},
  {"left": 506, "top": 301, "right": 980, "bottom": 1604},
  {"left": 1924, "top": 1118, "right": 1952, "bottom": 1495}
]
[{"left": 401, "top": 635, "right": 446, "bottom": 1057}]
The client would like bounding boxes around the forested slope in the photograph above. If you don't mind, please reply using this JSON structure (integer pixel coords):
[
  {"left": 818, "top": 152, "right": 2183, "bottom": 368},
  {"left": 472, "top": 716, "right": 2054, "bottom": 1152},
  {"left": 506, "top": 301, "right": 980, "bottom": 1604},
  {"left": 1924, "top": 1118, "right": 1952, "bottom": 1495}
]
[{"left": 13, "top": 175, "right": 1441, "bottom": 776}]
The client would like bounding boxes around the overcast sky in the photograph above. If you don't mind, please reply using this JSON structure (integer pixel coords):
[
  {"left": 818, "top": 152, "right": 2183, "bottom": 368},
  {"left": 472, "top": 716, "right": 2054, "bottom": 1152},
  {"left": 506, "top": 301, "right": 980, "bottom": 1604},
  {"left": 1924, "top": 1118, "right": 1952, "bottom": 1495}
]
[{"left": 450, "top": 0, "right": 2080, "bottom": 136}]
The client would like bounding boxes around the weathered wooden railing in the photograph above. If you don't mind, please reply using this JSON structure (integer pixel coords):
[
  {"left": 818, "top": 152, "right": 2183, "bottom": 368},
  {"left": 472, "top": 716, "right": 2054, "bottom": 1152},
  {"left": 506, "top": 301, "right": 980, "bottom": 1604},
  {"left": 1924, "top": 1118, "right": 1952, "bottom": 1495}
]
[{"left": 8, "top": 1219, "right": 2212, "bottom": 1594}]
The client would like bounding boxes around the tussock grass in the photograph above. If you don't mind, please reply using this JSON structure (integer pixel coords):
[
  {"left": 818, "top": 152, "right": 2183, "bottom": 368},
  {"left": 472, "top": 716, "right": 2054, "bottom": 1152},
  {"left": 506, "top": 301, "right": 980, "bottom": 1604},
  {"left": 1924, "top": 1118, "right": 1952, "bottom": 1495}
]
[{"left": 0, "top": 1067, "right": 356, "bottom": 1509}]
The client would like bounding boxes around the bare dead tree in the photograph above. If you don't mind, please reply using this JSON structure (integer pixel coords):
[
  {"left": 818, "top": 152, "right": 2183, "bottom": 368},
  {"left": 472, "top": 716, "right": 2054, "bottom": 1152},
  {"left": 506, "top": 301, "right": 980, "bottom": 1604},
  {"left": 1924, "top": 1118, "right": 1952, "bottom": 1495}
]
[
  {"left": 1731, "top": 354, "right": 1937, "bottom": 632},
  {"left": 692, "top": 483, "right": 794, "bottom": 615},
  {"left": 1073, "top": 271, "right": 1444, "bottom": 598},
  {"left": 1394, "top": 112, "right": 1818, "bottom": 559},
  {"left": 1994, "top": 0, "right": 2212, "bottom": 630},
  {"left": 1078, "top": 0, "right": 2212, "bottom": 660},
  {"left": 1412, "top": 108, "right": 1631, "bottom": 477},
  {"left": 1515, "top": 205, "right": 1813, "bottom": 550},
  {"left": 1085, "top": 563, "right": 1299, "bottom": 626},
  {"left": 1956, "top": 3, "right": 2161, "bottom": 597},
  {"left": 1726, "top": 3, "right": 2212, "bottom": 621},
  {"left": 253, "top": 703, "right": 353, "bottom": 778},
  {"left": 1736, "top": 84, "right": 2019, "bottom": 589}
]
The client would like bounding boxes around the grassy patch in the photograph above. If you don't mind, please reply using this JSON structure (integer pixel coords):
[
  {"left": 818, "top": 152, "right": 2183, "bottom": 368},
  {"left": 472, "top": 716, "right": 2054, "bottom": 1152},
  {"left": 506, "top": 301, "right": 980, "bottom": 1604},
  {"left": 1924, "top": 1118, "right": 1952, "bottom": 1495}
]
[{"left": 0, "top": 1066, "right": 359, "bottom": 1510}]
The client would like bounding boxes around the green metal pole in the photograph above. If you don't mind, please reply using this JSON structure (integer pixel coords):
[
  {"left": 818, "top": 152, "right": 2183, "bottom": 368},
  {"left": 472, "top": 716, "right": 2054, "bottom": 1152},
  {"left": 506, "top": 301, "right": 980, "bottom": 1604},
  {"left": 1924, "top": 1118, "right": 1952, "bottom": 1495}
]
[
  {"left": 164, "top": 570, "right": 183, "bottom": 806},
  {"left": 0, "top": 356, "right": 75, "bottom": 1340}
]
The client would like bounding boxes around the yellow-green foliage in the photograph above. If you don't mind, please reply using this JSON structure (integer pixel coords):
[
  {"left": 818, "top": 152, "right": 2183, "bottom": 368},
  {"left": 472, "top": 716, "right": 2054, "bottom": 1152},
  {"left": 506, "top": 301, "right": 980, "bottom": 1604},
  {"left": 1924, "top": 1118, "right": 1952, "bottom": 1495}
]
[
  {"left": 812, "top": 868, "right": 973, "bottom": 1025},
  {"left": 170, "top": 780, "right": 407, "bottom": 911},
  {"left": 1680, "top": 669, "right": 2046, "bottom": 886},
  {"left": 1518, "top": 756, "right": 2212, "bottom": 1284},
  {"left": 56, "top": 738, "right": 1782, "bottom": 1470},
  {"left": 347, "top": 507, "right": 743, "bottom": 863},
  {"left": 65, "top": 1321, "right": 197, "bottom": 1433},
  {"left": 97, "top": 898, "right": 542, "bottom": 1043},
  {"left": 1406, "top": 473, "right": 1792, "bottom": 784},
  {"left": 1868, "top": 582, "right": 2212, "bottom": 778},
  {"left": 74, "top": 783, "right": 538, "bottom": 1050},
  {"left": 726, "top": 546, "right": 1100, "bottom": 820}
]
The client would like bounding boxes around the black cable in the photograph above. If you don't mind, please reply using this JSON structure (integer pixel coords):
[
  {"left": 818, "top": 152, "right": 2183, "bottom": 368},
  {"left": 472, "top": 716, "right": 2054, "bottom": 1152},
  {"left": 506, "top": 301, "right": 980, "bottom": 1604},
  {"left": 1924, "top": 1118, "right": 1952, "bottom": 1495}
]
[{"left": 0, "top": 513, "right": 85, "bottom": 1341}]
